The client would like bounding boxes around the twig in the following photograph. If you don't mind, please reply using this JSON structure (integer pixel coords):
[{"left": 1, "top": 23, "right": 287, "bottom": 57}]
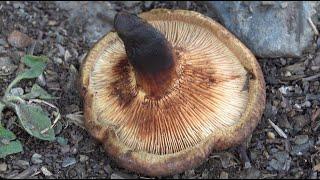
[
  {"left": 29, "top": 99, "right": 58, "bottom": 109},
  {"left": 268, "top": 119, "right": 287, "bottom": 139},
  {"left": 308, "top": 17, "right": 319, "bottom": 36},
  {"left": 312, "top": 108, "right": 320, "bottom": 122},
  {"left": 8, "top": 166, "right": 39, "bottom": 179},
  {"left": 302, "top": 73, "right": 320, "bottom": 82},
  {"left": 40, "top": 112, "right": 61, "bottom": 134}
]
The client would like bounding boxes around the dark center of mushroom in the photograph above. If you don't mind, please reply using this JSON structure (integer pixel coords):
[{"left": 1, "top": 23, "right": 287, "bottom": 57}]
[{"left": 114, "top": 12, "right": 178, "bottom": 98}]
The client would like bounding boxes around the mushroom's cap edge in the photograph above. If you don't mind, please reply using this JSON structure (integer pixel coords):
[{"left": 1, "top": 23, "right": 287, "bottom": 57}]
[{"left": 80, "top": 9, "right": 266, "bottom": 177}]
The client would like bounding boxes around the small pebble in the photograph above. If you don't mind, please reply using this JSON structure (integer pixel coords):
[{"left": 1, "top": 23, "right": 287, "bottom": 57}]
[
  {"left": 78, "top": 53, "right": 87, "bottom": 64},
  {"left": 144, "top": 1, "right": 153, "bottom": 9},
  {"left": 48, "top": 20, "right": 57, "bottom": 26},
  {"left": 294, "top": 135, "right": 309, "bottom": 145},
  {"left": 10, "top": 87, "right": 24, "bottom": 96},
  {"left": 284, "top": 71, "right": 292, "bottom": 77},
  {"left": 56, "top": 136, "right": 68, "bottom": 146},
  {"left": 291, "top": 140, "right": 314, "bottom": 156},
  {"left": 110, "top": 172, "right": 134, "bottom": 179},
  {"left": 41, "top": 166, "right": 53, "bottom": 176},
  {"left": 31, "top": 153, "right": 43, "bottom": 164},
  {"left": 56, "top": 44, "right": 65, "bottom": 57},
  {"left": 53, "top": 57, "right": 63, "bottom": 64},
  {"left": 280, "top": 2, "right": 288, "bottom": 8},
  {"left": 62, "top": 157, "right": 76, "bottom": 168},
  {"left": 267, "top": 132, "right": 276, "bottom": 139},
  {"left": 7, "top": 30, "right": 33, "bottom": 48},
  {"left": 111, "top": 173, "right": 125, "bottom": 179},
  {"left": 220, "top": 171, "right": 229, "bottom": 179},
  {"left": 302, "top": 101, "right": 311, "bottom": 108},
  {"left": 0, "top": 163, "right": 7, "bottom": 172},
  {"left": 16, "top": 160, "right": 30, "bottom": 169},
  {"left": 293, "top": 115, "right": 309, "bottom": 132},
  {"left": 36, "top": 74, "right": 46, "bottom": 87},
  {"left": 13, "top": 2, "right": 24, "bottom": 9},
  {"left": 261, "top": 1, "right": 275, "bottom": 6},
  {"left": 280, "top": 58, "right": 286, "bottom": 65},
  {"left": 0, "top": 38, "right": 7, "bottom": 46},
  {"left": 80, "top": 155, "right": 89, "bottom": 162},
  {"left": 64, "top": 50, "right": 72, "bottom": 61},
  {"left": 60, "top": 144, "right": 70, "bottom": 154},
  {"left": 311, "top": 66, "right": 320, "bottom": 71},
  {"left": 201, "top": 169, "right": 209, "bottom": 179}
]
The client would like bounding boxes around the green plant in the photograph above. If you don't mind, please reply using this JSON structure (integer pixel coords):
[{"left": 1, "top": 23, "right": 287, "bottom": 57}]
[{"left": 0, "top": 55, "right": 59, "bottom": 158}]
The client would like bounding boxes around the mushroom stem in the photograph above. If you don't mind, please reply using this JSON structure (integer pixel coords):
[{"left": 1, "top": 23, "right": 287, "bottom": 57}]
[{"left": 114, "top": 12, "right": 177, "bottom": 97}]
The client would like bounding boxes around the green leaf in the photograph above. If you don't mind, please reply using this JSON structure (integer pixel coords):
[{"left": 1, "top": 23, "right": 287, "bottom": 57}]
[
  {"left": 14, "top": 103, "right": 55, "bottom": 141},
  {"left": 0, "top": 141, "right": 23, "bottom": 158},
  {"left": 0, "top": 126, "right": 23, "bottom": 158},
  {"left": 5, "top": 55, "right": 48, "bottom": 95},
  {"left": 23, "top": 55, "right": 47, "bottom": 69},
  {"left": 21, "top": 84, "right": 55, "bottom": 100},
  {"left": 0, "top": 126, "right": 16, "bottom": 140},
  {"left": 17, "top": 55, "right": 47, "bottom": 80}
]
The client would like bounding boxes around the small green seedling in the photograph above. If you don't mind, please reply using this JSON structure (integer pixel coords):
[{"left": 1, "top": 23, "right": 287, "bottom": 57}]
[{"left": 0, "top": 55, "right": 59, "bottom": 158}]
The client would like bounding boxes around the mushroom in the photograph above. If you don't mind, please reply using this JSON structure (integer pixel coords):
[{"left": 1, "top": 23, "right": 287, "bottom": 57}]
[{"left": 80, "top": 9, "right": 266, "bottom": 176}]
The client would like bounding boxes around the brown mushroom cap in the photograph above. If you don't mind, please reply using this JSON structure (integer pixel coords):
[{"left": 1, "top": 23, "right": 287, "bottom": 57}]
[{"left": 81, "top": 9, "right": 266, "bottom": 176}]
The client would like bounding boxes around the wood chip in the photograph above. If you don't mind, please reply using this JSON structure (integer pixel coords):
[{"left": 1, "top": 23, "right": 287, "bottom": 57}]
[
  {"left": 302, "top": 73, "right": 320, "bottom": 81},
  {"left": 313, "top": 163, "right": 320, "bottom": 172},
  {"left": 10, "top": 166, "right": 38, "bottom": 179},
  {"left": 311, "top": 108, "right": 320, "bottom": 122},
  {"left": 268, "top": 119, "right": 287, "bottom": 139},
  {"left": 308, "top": 17, "right": 319, "bottom": 36}
]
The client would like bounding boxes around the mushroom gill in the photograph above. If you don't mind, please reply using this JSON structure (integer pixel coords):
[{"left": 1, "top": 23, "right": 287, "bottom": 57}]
[{"left": 81, "top": 9, "right": 265, "bottom": 176}]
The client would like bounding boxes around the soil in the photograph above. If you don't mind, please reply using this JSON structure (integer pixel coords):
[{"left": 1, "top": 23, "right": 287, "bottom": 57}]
[{"left": 1, "top": 1, "right": 320, "bottom": 179}]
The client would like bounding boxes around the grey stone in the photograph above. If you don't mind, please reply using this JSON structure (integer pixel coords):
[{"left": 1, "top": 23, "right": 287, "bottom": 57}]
[
  {"left": 62, "top": 157, "right": 76, "bottom": 168},
  {"left": 269, "top": 151, "right": 291, "bottom": 171},
  {"left": 0, "top": 56, "right": 17, "bottom": 75},
  {"left": 40, "top": 166, "right": 53, "bottom": 177},
  {"left": 294, "top": 135, "right": 309, "bottom": 145},
  {"left": 293, "top": 115, "right": 309, "bottom": 132},
  {"left": 205, "top": 1, "right": 320, "bottom": 58},
  {"left": 0, "top": 163, "right": 7, "bottom": 172},
  {"left": 64, "top": 49, "right": 72, "bottom": 62},
  {"left": 291, "top": 139, "right": 314, "bottom": 156},
  {"left": 110, "top": 172, "right": 136, "bottom": 179},
  {"left": 10, "top": 87, "right": 24, "bottom": 96},
  {"left": 0, "top": 38, "right": 8, "bottom": 46},
  {"left": 15, "top": 160, "right": 30, "bottom": 169},
  {"left": 79, "top": 155, "right": 89, "bottom": 162},
  {"left": 54, "top": 1, "right": 115, "bottom": 46},
  {"left": 144, "top": 1, "right": 153, "bottom": 9},
  {"left": 122, "top": 1, "right": 140, "bottom": 8},
  {"left": 31, "top": 153, "right": 43, "bottom": 164},
  {"left": 13, "top": 2, "right": 25, "bottom": 9},
  {"left": 240, "top": 168, "right": 261, "bottom": 179}
]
